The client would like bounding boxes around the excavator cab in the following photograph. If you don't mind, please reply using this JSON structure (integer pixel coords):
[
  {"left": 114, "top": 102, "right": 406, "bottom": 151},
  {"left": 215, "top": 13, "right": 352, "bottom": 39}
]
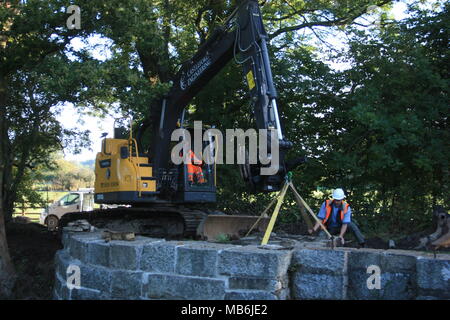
[{"left": 164, "top": 124, "right": 217, "bottom": 203}]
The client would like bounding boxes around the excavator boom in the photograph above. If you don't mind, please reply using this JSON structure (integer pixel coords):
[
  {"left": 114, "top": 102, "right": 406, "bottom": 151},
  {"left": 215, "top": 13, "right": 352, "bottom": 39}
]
[{"left": 87, "top": 0, "right": 301, "bottom": 241}]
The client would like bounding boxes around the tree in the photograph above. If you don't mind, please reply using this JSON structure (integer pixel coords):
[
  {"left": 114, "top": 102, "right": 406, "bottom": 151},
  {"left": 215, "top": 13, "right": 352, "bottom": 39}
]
[
  {"left": 342, "top": 2, "right": 449, "bottom": 232},
  {"left": 1, "top": 0, "right": 411, "bottom": 297},
  {"left": 0, "top": 0, "right": 102, "bottom": 296},
  {"left": 41, "top": 157, "right": 95, "bottom": 191},
  {"left": 286, "top": 2, "right": 449, "bottom": 234},
  {"left": 87, "top": 0, "right": 396, "bottom": 214}
]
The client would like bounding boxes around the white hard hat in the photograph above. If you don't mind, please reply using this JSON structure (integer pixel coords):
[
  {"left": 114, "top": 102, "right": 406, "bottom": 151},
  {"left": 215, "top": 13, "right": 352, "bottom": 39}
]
[{"left": 332, "top": 188, "right": 346, "bottom": 200}]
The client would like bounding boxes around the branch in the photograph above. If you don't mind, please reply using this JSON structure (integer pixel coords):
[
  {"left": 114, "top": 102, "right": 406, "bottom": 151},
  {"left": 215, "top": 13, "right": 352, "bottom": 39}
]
[
  {"left": 269, "top": 0, "right": 394, "bottom": 40},
  {"left": 269, "top": 17, "right": 348, "bottom": 39},
  {"left": 195, "top": 6, "right": 208, "bottom": 44}
]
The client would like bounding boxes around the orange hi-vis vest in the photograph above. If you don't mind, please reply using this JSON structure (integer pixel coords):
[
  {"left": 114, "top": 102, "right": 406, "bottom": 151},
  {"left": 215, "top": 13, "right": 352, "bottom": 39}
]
[
  {"left": 187, "top": 150, "right": 202, "bottom": 165},
  {"left": 186, "top": 150, "right": 205, "bottom": 183},
  {"left": 322, "top": 200, "right": 350, "bottom": 225}
]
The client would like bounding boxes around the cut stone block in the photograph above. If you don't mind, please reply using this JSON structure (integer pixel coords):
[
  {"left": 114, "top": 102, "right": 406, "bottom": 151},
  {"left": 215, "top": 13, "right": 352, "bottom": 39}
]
[
  {"left": 218, "top": 246, "right": 292, "bottom": 278},
  {"left": 67, "top": 237, "right": 89, "bottom": 263},
  {"left": 55, "top": 251, "right": 112, "bottom": 294},
  {"left": 347, "top": 249, "right": 383, "bottom": 270},
  {"left": 292, "top": 248, "right": 348, "bottom": 275},
  {"left": 417, "top": 257, "right": 450, "bottom": 298},
  {"left": 140, "top": 241, "right": 177, "bottom": 273},
  {"left": 381, "top": 251, "right": 417, "bottom": 273},
  {"left": 54, "top": 250, "right": 80, "bottom": 283},
  {"left": 111, "top": 270, "right": 144, "bottom": 299},
  {"left": 143, "top": 273, "right": 226, "bottom": 300},
  {"left": 175, "top": 243, "right": 232, "bottom": 277},
  {"left": 292, "top": 273, "right": 346, "bottom": 300},
  {"left": 54, "top": 271, "right": 71, "bottom": 300},
  {"left": 347, "top": 270, "right": 415, "bottom": 300},
  {"left": 78, "top": 264, "right": 112, "bottom": 293},
  {"left": 87, "top": 240, "right": 111, "bottom": 267},
  {"left": 110, "top": 241, "right": 143, "bottom": 270},
  {"left": 228, "top": 277, "right": 283, "bottom": 291}
]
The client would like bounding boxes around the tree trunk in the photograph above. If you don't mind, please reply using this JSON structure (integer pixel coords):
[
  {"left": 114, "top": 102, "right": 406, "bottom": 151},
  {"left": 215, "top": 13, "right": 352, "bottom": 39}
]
[{"left": 0, "top": 75, "right": 16, "bottom": 297}]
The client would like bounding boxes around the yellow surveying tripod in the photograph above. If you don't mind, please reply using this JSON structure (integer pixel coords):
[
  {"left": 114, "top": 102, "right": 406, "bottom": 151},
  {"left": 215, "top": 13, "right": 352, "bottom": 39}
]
[{"left": 246, "top": 172, "right": 333, "bottom": 245}]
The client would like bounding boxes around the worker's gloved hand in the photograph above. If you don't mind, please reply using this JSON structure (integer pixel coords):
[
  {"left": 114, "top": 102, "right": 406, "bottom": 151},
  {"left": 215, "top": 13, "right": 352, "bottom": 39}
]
[{"left": 338, "top": 236, "right": 345, "bottom": 245}]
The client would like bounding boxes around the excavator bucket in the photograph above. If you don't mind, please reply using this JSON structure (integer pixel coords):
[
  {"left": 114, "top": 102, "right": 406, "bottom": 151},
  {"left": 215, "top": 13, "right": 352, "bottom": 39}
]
[{"left": 197, "top": 215, "right": 270, "bottom": 241}]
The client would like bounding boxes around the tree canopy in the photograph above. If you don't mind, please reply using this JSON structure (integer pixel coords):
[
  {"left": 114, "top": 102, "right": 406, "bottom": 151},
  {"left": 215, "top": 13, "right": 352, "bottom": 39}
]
[{"left": 0, "top": 0, "right": 448, "bottom": 297}]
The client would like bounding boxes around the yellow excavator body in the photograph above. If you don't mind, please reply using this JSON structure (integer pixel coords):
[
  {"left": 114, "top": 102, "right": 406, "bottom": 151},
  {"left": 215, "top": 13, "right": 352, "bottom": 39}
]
[{"left": 94, "top": 138, "right": 156, "bottom": 196}]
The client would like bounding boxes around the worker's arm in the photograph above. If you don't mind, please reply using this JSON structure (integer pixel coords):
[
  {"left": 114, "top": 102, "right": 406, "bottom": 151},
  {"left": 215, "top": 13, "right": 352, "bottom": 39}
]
[
  {"left": 339, "top": 224, "right": 348, "bottom": 238},
  {"left": 308, "top": 202, "right": 326, "bottom": 234}
]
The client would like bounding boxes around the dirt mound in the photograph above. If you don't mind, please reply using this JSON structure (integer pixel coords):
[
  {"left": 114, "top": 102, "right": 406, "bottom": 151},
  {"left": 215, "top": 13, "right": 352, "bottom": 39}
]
[{"left": 5, "top": 222, "right": 62, "bottom": 300}]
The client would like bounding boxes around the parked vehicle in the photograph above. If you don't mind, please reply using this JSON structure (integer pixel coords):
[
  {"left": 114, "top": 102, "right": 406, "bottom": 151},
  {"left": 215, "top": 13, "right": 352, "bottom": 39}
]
[{"left": 40, "top": 188, "right": 94, "bottom": 231}]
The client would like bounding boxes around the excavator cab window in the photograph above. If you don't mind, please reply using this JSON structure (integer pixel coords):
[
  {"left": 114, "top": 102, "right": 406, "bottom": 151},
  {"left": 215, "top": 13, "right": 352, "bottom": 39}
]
[{"left": 176, "top": 128, "right": 216, "bottom": 191}]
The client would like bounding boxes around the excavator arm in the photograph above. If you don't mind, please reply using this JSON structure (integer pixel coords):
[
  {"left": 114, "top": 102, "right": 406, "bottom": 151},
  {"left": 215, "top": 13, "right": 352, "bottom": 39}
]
[
  {"left": 140, "top": 0, "right": 296, "bottom": 193},
  {"left": 86, "top": 0, "right": 307, "bottom": 240}
]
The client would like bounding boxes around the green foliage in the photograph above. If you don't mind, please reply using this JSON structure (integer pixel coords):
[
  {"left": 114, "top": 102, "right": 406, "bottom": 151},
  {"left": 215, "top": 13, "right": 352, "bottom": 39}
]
[
  {"left": 2, "top": 0, "right": 447, "bottom": 240},
  {"left": 38, "top": 155, "right": 95, "bottom": 191},
  {"left": 0, "top": 0, "right": 103, "bottom": 225},
  {"left": 332, "top": 3, "right": 449, "bottom": 233},
  {"left": 206, "top": 2, "right": 449, "bottom": 237},
  {"left": 14, "top": 173, "right": 46, "bottom": 211}
]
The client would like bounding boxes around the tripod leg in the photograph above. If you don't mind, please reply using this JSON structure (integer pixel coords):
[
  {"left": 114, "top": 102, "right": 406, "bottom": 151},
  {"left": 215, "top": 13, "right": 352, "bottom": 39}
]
[{"left": 261, "top": 183, "right": 289, "bottom": 245}]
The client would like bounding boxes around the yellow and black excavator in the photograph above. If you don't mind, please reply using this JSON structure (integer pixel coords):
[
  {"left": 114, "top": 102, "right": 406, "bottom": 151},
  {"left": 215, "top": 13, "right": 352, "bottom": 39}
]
[{"left": 61, "top": 0, "right": 304, "bottom": 239}]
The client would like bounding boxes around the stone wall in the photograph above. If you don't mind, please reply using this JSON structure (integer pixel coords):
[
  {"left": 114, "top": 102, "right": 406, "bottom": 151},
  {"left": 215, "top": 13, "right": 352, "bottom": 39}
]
[
  {"left": 54, "top": 231, "right": 450, "bottom": 300},
  {"left": 54, "top": 231, "right": 292, "bottom": 300},
  {"left": 290, "top": 247, "right": 450, "bottom": 300}
]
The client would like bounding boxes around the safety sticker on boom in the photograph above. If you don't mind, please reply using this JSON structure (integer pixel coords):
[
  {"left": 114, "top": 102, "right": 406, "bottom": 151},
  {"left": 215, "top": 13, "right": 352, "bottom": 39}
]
[{"left": 246, "top": 70, "right": 255, "bottom": 90}]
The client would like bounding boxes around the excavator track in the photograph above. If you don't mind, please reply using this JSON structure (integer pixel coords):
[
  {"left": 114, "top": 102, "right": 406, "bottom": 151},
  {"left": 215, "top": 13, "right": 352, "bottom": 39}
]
[
  {"left": 58, "top": 205, "right": 270, "bottom": 241},
  {"left": 59, "top": 205, "right": 208, "bottom": 239}
]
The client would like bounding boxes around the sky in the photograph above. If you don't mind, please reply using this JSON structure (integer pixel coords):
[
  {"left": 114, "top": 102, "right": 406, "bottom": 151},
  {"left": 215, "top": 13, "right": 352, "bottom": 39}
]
[
  {"left": 59, "top": 35, "right": 117, "bottom": 162},
  {"left": 59, "top": 1, "right": 410, "bottom": 162},
  {"left": 57, "top": 103, "right": 117, "bottom": 161}
]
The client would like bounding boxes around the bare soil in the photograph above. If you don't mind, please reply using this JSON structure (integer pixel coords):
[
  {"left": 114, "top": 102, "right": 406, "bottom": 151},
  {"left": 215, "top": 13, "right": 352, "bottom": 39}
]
[
  {"left": 276, "top": 220, "right": 447, "bottom": 251},
  {"left": 5, "top": 222, "right": 62, "bottom": 300}
]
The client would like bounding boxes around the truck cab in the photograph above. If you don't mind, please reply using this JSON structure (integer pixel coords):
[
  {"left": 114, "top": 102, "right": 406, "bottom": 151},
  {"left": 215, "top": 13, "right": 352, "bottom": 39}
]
[{"left": 40, "top": 189, "right": 94, "bottom": 231}]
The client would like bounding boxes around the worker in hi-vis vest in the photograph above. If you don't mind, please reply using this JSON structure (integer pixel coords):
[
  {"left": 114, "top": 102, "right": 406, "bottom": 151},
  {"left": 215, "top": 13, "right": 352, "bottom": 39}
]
[
  {"left": 308, "top": 188, "right": 365, "bottom": 246},
  {"left": 186, "top": 149, "right": 205, "bottom": 184}
]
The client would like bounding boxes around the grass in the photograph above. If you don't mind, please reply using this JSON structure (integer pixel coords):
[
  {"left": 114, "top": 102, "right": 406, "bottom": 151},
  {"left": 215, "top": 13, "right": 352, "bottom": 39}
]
[
  {"left": 13, "top": 213, "right": 41, "bottom": 223},
  {"left": 13, "top": 191, "right": 67, "bottom": 224}
]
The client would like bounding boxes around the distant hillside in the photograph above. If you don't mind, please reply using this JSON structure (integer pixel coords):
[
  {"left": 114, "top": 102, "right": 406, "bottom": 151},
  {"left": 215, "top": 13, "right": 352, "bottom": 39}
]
[{"left": 80, "top": 159, "right": 95, "bottom": 169}]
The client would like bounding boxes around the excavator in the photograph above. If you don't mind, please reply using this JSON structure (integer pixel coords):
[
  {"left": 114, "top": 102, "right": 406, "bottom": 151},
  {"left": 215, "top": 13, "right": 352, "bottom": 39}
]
[{"left": 60, "top": 0, "right": 304, "bottom": 240}]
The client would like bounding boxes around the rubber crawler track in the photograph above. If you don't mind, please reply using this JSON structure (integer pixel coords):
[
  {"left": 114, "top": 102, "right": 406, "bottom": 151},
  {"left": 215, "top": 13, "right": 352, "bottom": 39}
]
[{"left": 58, "top": 205, "right": 208, "bottom": 239}]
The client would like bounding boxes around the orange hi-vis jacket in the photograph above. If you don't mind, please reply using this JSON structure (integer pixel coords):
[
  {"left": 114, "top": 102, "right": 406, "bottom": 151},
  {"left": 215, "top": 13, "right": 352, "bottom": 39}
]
[
  {"left": 186, "top": 150, "right": 205, "bottom": 183},
  {"left": 187, "top": 150, "right": 202, "bottom": 165},
  {"left": 322, "top": 199, "right": 350, "bottom": 225}
]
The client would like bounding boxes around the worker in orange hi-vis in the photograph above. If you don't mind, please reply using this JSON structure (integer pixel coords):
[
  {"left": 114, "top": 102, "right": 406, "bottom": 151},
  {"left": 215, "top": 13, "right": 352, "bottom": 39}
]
[
  {"left": 308, "top": 188, "right": 365, "bottom": 246},
  {"left": 186, "top": 149, "right": 205, "bottom": 184}
]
